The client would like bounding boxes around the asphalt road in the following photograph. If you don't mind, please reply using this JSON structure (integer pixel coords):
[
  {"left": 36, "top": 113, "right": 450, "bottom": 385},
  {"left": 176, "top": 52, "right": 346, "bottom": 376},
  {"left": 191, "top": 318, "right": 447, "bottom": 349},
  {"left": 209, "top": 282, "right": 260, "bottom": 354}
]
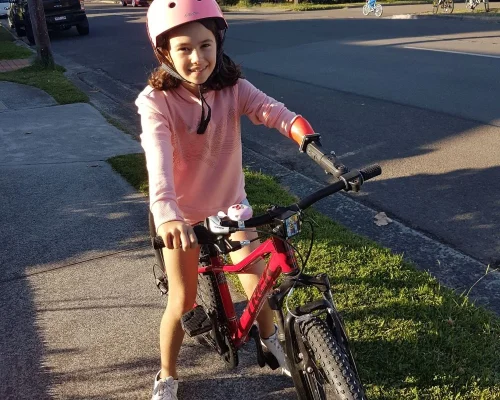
[{"left": 43, "top": 3, "right": 500, "bottom": 267}]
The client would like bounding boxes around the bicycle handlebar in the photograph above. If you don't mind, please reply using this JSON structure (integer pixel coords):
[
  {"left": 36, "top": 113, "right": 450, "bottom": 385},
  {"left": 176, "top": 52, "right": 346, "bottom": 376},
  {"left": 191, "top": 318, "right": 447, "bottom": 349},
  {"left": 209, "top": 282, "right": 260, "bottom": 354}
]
[
  {"left": 220, "top": 163, "right": 381, "bottom": 230},
  {"left": 152, "top": 142, "right": 382, "bottom": 249}
]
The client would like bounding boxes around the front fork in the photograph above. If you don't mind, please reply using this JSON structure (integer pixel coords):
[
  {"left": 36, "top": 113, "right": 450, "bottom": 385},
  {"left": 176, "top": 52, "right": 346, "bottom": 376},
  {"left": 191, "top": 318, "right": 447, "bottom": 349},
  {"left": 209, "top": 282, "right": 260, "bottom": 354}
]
[{"left": 268, "top": 272, "right": 360, "bottom": 398}]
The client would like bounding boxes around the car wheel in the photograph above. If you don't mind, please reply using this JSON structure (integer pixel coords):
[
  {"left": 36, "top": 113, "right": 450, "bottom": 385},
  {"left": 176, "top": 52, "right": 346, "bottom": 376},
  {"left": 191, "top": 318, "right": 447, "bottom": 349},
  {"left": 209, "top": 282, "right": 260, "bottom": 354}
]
[
  {"left": 25, "top": 18, "right": 35, "bottom": 45},
  {"left": 76, "top": 16, "right": 89, "bottom": 35},
  {"left": 14, "top": 20, "right": 25, "bottom": 37}
]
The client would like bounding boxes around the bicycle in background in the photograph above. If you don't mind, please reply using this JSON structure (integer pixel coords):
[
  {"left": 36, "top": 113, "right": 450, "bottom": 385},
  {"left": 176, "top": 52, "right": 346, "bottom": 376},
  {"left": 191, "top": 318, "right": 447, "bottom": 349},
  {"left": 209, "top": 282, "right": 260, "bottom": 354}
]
[
  {"left": 465, "top": 0, "right": 489, "bottom": 12},
  {"left": 363, "top": 0, "right": 383, "bottom": 17},
  {"left": 433, "top": 0, "right": 454, "bottom": 14},
  {"left": 151, "top": 136, "right": 382, "bottom": 399}
]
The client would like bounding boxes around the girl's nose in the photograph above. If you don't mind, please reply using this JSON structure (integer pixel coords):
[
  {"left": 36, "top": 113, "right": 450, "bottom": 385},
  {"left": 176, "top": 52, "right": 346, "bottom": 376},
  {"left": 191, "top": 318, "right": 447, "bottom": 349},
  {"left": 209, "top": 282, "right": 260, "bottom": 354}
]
[{"left": 191, "top": 49, "right": 202, "bottom": 63}]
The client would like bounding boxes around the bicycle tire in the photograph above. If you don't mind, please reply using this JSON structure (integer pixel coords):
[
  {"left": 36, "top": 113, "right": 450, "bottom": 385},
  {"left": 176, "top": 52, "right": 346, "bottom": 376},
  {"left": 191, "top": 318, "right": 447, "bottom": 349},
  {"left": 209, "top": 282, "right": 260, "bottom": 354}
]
[
  {"left": 432, "top": 0, "right": 439, "bottom": 13},
  {"left": 444, "top": 0, "right": 454, "bottom": 13},
  {"left": 196, "top": 271, "right": 239, "bottom": 369},
  {"left": 296, "top": 317, "right": 366, "bottom": 400},
  {"left": 362, "top": 4, "right": 370, "bottom": 15},
  {"left": 148, "top": 211, "right": 165, "bottom": 270},
  {"left": 375, "top": 4, "right": 383, "bottom": 17},
  {"left": 484, "top": 0, "right": 489, "bottom": 12}
]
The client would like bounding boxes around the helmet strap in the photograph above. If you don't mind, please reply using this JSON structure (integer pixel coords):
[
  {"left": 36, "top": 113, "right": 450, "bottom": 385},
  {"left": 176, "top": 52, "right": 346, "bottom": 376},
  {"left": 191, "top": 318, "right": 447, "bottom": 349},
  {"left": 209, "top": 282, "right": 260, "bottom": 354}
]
[
  {"left": 197, "top": 86, "right": 211, "bottom": 135},
  {"left": 160, "top": 63, "right": 211, "bottom": 134}
]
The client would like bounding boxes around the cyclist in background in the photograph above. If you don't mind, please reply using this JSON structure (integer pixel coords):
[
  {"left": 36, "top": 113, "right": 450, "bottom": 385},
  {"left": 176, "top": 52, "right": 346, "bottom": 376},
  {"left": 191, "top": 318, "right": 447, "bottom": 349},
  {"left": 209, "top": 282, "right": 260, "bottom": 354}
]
[{"left": 136, "top": 0, "right": 319, "bottom": 398}]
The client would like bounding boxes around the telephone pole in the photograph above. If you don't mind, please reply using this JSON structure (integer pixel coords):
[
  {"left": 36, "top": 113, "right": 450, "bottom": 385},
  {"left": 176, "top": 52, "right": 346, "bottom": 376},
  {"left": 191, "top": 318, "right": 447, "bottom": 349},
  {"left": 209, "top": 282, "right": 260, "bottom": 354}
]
[{"left": 26, "top": 0, "right": 54, "bottom": 68}]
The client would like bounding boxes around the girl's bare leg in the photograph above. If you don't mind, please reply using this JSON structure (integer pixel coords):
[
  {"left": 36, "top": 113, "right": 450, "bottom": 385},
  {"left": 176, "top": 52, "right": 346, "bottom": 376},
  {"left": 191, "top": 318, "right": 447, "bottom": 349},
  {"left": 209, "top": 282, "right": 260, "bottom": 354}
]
[
  {"left": 159, "top": 246, "right": 200, "bottom": 379},
  {"left": 230, "top": 229, "right": 275, "bottom": 338}
]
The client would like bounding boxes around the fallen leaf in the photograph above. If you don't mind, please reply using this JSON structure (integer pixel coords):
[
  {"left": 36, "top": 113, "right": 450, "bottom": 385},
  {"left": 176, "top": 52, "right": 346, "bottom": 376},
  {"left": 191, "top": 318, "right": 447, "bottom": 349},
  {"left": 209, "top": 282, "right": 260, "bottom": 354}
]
[{"left": 374, "top": 212, "right": 392, "bottom": 226}]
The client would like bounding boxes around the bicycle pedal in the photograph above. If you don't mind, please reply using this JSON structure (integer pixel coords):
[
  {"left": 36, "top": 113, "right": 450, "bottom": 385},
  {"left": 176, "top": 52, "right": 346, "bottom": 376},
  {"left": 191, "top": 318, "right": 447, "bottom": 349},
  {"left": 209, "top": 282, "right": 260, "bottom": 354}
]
[{"left": 181, "top": 305, "right": 213, "bottom": 337}]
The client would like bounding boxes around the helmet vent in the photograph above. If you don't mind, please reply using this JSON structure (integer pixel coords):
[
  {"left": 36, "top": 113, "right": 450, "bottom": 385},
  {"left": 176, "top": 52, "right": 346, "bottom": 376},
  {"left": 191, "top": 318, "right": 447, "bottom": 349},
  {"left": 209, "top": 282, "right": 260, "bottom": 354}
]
[{"left": 168, "top": 2, "right": 176, "bottom": 8}]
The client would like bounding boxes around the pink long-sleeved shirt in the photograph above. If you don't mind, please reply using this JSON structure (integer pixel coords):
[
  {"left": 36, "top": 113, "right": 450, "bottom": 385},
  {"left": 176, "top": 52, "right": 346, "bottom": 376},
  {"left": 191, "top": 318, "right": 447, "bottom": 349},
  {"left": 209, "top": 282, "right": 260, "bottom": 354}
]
[{"left": 136, "top": 78, "right": 298, "bottom": 230}]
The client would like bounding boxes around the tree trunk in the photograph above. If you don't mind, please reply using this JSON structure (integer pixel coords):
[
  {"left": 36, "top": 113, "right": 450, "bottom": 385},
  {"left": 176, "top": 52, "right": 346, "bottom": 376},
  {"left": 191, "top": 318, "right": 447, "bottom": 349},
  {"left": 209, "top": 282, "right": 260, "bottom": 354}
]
[{"left": 26, "top": 0, "right": 55, "bottom": 69}]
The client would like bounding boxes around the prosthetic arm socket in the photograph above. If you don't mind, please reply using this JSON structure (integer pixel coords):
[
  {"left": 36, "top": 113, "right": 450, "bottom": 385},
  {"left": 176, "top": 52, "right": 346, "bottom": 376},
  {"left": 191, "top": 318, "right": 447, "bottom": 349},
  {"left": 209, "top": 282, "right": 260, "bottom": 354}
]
[{"left": 289, "top": 116, "right": 317, "bottom": 147}]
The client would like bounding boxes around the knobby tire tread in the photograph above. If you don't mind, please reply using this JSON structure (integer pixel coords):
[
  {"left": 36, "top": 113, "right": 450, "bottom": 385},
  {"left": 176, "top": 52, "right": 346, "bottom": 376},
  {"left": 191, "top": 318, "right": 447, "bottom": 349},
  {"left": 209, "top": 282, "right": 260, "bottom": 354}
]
[
  {"left": 196, "top": 271, "right": 239, "bottom": 368},
  {"left": 300, "top": 318, "right": 366, "bottom": 400}
]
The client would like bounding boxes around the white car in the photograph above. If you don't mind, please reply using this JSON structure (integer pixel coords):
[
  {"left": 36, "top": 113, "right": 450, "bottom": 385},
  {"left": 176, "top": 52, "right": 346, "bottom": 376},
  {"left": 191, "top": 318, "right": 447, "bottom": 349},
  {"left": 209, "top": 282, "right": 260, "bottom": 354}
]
[{"left": 0, "top": 1, "right": 10, "bottom": 18}]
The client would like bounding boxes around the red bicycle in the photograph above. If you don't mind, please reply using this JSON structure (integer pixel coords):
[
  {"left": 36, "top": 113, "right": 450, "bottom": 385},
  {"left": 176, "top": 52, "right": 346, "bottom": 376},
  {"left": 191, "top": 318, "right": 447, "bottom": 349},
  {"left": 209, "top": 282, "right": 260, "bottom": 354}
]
[{"left": 150, "top": 138, "right": 380, "bottom": 400}]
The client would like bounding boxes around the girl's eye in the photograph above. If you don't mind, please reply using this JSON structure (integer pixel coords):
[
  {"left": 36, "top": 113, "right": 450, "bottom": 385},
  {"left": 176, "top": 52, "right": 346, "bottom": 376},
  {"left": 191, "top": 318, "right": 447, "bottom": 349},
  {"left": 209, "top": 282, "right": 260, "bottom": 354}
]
[{"left": 202, "top": 44, "right": 211, "bottom": 48}]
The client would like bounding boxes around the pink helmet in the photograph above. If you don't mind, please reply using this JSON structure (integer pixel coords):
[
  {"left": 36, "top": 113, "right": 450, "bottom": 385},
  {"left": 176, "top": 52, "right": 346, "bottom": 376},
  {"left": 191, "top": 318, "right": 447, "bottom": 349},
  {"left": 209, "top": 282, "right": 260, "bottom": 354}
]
[{"left": 147, "top": 0, "right": 228, "bottom": 48}]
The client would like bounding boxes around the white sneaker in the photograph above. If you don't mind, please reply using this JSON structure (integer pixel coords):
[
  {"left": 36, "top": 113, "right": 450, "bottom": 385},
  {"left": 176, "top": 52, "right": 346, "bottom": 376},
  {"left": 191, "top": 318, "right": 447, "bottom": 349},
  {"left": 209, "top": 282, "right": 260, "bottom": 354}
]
[
  {"left": 261, "top": 326, "right": 291, "bottom": 377},
  {"left": 151, "top": 371, "right": 179, "bottom": 400}
]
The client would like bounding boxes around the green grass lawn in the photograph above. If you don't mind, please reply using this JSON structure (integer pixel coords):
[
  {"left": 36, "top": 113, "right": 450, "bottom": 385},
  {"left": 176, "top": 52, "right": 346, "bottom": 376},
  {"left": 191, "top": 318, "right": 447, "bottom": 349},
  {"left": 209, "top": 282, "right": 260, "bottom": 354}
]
[
  {"left": 0, "top": 64, "right": 89, "bottom": 104},
  {"left": 0, "top": 26, "right": 88, "bottom": 104},
  {"left": 108, "top": 152, "right": 500, "bottom": 400},
  {"left": 0, "top": 25, "right": 32, "bottom": 60}
]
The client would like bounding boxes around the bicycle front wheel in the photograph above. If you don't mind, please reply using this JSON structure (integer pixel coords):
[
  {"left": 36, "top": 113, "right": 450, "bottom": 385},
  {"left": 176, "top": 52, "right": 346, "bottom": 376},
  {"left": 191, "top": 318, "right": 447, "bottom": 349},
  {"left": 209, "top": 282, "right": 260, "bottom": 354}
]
[
  {"left": 375, "top": 4, "right": 383, "bottom": 17},
  {"left": 362, "top": 4, "right": 370, "bottom": 15},
  {"left": 294, "top": 317, "right": 366, "bottom": 400},
  {"left": 443, "top": 0, "right": 454, "bottom": 13}
]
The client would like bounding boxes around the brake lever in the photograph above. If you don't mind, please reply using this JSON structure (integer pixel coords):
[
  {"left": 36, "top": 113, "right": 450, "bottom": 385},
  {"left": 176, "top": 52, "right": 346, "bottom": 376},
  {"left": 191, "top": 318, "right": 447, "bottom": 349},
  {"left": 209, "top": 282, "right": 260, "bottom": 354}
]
[
  {"left": 339, "top": 169, "right": 363, "bottom": 192},
  {"left": 206, "top": 215, "right": 232, "bottom": 235}
]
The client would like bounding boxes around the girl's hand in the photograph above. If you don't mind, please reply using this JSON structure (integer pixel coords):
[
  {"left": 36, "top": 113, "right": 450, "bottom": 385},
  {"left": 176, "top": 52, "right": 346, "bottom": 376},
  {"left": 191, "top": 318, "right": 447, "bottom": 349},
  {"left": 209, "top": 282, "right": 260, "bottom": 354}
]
[{"left": 157, "top": 220, "right": 198, "bottom": 251}]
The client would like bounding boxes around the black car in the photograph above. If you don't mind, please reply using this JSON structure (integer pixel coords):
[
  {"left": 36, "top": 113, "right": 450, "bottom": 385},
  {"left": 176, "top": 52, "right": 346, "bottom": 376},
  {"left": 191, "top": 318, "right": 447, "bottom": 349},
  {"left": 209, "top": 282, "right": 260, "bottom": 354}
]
[{"left": 8, "top": 0, "right": 89, "bottom": 44}]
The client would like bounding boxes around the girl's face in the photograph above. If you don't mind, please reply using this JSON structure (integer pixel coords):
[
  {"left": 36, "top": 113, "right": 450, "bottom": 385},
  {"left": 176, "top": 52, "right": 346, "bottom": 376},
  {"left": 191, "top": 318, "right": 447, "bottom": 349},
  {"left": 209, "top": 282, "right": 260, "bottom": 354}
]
[{"left": 167, "top": 21, "right": 217, "bottom": 94}]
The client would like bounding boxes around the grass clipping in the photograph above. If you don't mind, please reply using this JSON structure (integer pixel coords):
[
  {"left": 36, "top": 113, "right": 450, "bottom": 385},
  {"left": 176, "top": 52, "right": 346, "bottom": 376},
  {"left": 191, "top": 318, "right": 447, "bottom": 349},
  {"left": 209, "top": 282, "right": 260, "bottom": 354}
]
[{"left": 108, "top": 153, "right": 500, "bottom": 399}]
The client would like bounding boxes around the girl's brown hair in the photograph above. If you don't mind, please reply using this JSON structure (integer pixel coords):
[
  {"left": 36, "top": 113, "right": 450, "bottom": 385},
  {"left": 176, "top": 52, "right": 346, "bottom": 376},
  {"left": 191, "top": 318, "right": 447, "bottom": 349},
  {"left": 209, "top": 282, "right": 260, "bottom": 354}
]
[{"left": 148, "top": 19, "right": 242, "bottom": 92}]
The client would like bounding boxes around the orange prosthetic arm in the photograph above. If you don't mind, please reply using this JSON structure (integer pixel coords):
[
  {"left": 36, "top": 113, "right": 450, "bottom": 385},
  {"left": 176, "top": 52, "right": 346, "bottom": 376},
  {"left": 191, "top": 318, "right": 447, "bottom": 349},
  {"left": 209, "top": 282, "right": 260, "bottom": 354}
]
[{"left": 289, "top": 116, "right": 321, "bottom": 152}]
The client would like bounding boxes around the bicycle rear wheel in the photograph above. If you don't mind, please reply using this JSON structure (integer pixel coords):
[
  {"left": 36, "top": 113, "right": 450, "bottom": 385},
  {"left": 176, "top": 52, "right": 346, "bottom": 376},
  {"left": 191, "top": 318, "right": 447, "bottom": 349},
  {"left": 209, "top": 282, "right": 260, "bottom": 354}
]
[
  {"left": 196, "top": 270, "right": 239, "bottom": 369},
  {"left": 195, "top": 271, "right": 221, "bottom": 347},
  {"left": 432, "top": 0, "right": 439, "bottom": 13},
  {"left": 293, "top": 317, "right": 366, "bottom": 400},
  {"left": 375, "top": 4, "right": 383, "bottom": 17},
  {"left": 362, "top": 4, "right": 370, "bottom": 15}
]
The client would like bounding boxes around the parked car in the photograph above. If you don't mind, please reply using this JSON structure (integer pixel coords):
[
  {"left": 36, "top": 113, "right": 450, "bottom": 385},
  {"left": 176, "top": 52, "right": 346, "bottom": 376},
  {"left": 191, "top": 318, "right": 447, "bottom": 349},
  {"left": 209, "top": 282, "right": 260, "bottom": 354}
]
[
  {"left": 0, "top": 1, "right": 10, "bottom": 18},
  {"left": 121, "top": 0, "right": 149, "bottom": 7},
  {"left": 8, "top": 0, "right": 89, "bottom": 44}
]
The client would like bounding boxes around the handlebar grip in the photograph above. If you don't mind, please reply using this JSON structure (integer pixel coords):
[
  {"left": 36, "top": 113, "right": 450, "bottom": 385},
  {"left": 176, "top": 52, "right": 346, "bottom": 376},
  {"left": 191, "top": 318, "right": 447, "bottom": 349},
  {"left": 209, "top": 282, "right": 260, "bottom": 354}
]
[
  {"left": 151, "top": 225, "right": 215, "bottom": 249},
  {"left": 360, "top": 164, "right": 382, "bottom": 181}
]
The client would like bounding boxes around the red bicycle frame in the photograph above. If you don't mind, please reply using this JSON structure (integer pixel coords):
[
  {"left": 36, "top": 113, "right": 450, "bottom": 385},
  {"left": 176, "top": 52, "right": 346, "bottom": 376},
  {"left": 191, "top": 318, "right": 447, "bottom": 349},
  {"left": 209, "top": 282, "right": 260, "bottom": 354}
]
[{"left": 197, "top": 236, "right": 299, "bottom": 348}]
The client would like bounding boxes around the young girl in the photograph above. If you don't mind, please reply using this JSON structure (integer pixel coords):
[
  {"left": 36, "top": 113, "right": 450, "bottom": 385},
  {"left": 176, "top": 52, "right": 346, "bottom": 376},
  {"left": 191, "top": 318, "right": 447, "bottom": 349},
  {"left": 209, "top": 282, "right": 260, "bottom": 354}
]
[{"left": 137, "top": 0, "right": 317, "bottom": 398}]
